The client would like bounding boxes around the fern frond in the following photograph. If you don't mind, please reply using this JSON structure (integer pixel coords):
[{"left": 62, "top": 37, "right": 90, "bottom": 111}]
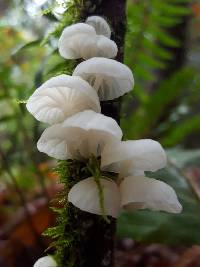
[
  {"left": 124, "top": 0, "right": 190, "bottom": 102},
  {"left": 122, "top": 68, "right": 195, "bottom": 139}
]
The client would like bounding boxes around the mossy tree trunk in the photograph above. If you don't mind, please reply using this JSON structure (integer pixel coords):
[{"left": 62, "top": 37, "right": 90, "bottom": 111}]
[
  {"left": 54, "top": 1, "right": 127, "bottom": 267},
  {"left": 79, "top": 2, "right": 127, "bottom": 265},
  {"left": 78, "top": 1, "right": 127, "bottom": 266}
]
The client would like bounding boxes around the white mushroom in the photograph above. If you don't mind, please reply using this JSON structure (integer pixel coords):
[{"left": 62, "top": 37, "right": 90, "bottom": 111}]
[
  {"left": 58, "top": 23, "right": 96, "bottom": 59},
  {"left": 73, "top": 57, "right": 134, "bottom": 100},
  {"left": 68, "top": 177, "right": 120, "bottom": 218},
  {"left": 86, "top": 16, "right": 111, "bottom": 38},
  {"left": 58, "top": 23, "right": 117, "bottom": 60},
  {"left": 33, "top": 256, "right": 57, "bottom": 267},
  {"left": 26, "top": 75, "right": 101, "bottom": 124},
  {"left": 37, "top": 110, "right": 122, "bottom": 160},
  {"left": 119, "top": 176, "right": 182, "bottom": 213},
  {"left": 101, "top": 139, "right": 167, "bottom": 177},
  {"left": 68, "top": 175, "right": 182, "bottom": 217},
  {"left": 73, "top": 34, "right": 117, "bottom": 59}
]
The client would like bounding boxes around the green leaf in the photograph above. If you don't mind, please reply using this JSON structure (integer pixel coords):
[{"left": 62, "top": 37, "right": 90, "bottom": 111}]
[
  {"left": 137, "top": 53, "right": 165, "bottom": 69},
  {"left": 152, "top": 26, "right": 180, "bottom": 47},
  {"left": 161, "top": 114, "right": 200, "bottom": 147},
  {"left": 46, "top": 61, "right": 75, "bottom": 76},
  {"left": 131, "top": 84, "right": 150, "bottom": 104},
  {"left": 152, "top": 14, "right": 182, "bottom": 27},
  {"left": 0, "top": 115, "right": 16, "bottom": 123},
  {"left": 154, "top": 2, "right": 190, "bottom": 16},
  {"left": 142, "top": 38, "right": 173, "bottom": 60},
  {"left": 43, "top": 12, "right": 59, "bottom": 22},
  {"left": 133, "top": 65, "right": 154, "bottom": 81},
  {"left": 12, "top": 40, "right": 41, "bottom": 56},
  {"left": 122, "top": 68, "right": 195, "bottom": 139}
]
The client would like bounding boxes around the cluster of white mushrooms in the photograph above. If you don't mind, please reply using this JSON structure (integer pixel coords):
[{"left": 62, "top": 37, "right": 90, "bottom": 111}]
[{"left": 30, "top": 16, "right": 182, "bottom": 267}]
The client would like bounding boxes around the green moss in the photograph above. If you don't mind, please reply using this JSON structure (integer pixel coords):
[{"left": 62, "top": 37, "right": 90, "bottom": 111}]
[
  {"left": 44, "top": 156, "right": 117, "bottom": 267},
  {"left": 41, "top": 0, "right": 83, "bottom": 46},
  {"left": 43, "top": 160, "right": 88, "bottom": 267}
]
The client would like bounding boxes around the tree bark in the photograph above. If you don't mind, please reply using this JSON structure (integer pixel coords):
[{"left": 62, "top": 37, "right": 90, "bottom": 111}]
[
  {"left": 80, "top": 0, "right": 127, "bottom": 124},
  {"left": 64, "top": 1, "right": 127, "bottom": 267}
]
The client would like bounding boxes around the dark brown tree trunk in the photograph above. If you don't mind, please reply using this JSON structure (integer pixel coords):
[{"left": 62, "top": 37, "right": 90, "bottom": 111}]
[
  {"left": 65, "top": 1, "right": 127, "bottom": 267},
  {"left": 80, "top": 0, "right": 127, "bottom": 124}
]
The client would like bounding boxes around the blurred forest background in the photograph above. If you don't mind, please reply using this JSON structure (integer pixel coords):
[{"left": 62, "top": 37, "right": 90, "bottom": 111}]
[{"left": 0, "top": 0, "right": 200, "bottom": 266}]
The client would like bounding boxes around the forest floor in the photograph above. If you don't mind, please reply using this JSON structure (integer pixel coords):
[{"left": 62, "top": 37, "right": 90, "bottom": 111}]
[{"left": 115, "top": 239, "right": 200, "bottom": 267}]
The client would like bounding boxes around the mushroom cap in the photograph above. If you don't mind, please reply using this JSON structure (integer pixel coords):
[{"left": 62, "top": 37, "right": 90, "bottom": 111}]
[
  {"left": 73, "top": 57, "right": 134, "bottom": 100},
  {"left": 26, "top": 75, "right": 101, "bottom": 124},
  {"left": 58, "top": 23, "right": 96, "bottom": 59},
  {"left": 68, "top": 177, "right": 120, "bottom": 218},
  {"left": 95, "top": 35, "right": 117, "bottom": 58},
  {"left": 81, "top": 35, "right": 117, "bottom": 59},
  {"left": 37, "top": 110, "right": 122, "bottom": 160},
  {"left": 60, "top": 23, "right": 96, "bottom": 38},
  {"left": 119, "top": 176, "right": 182, "bottom": 213},
  {"left": 33, "top": 256, "right": 57, "bottom": 267},
  {"left": 59, "top": 31, "right": 117, "bottom": 60},
  {"left": 86, "top": 16, "right": 111, "bottom": 38},
  {"left": 101, "top": 139, "right": 167, "bottom": 177}
]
